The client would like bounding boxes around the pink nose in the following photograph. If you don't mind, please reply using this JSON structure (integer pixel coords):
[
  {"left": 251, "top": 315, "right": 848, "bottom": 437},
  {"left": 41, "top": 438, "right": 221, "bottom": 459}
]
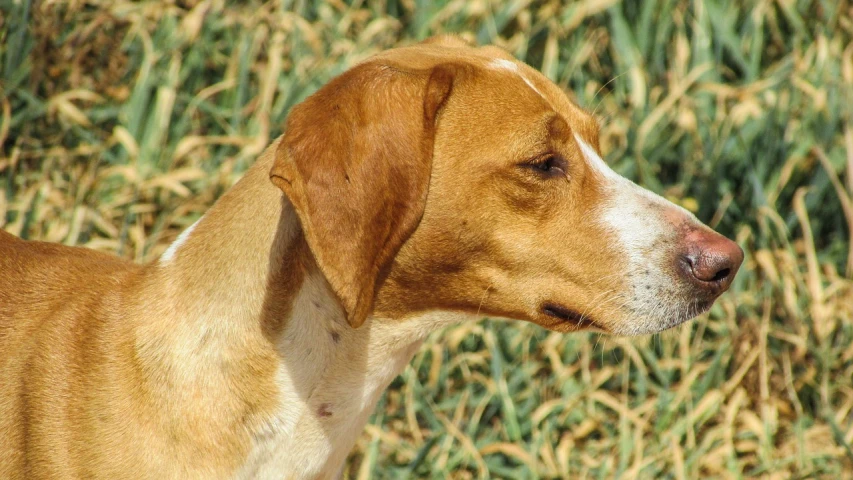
[{"left": 680, "top": 229, "right": 744, "bottom": 296}]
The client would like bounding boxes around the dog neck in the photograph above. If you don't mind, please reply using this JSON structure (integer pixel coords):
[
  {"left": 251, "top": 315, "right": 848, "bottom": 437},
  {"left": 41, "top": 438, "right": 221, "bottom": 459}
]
[{"left": 139, "top": 141, "right": 454, "bottom": 478}]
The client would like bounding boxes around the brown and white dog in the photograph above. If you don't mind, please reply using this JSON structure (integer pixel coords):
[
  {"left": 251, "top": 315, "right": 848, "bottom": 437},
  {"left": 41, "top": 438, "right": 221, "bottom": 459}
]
[{"left": 0, "top": 36, "right": 742, "bottom": 479}]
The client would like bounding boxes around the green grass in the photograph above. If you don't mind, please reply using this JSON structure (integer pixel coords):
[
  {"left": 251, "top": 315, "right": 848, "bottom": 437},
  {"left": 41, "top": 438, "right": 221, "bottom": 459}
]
[{"left": 2, "top": 0, "right": 852, "bottom": 478}]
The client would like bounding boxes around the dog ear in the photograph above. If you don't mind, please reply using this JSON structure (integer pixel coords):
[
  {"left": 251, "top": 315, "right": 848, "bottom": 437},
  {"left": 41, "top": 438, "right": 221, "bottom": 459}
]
[{"left": 270, "top": 62, "right": 456, "bottom": 328}]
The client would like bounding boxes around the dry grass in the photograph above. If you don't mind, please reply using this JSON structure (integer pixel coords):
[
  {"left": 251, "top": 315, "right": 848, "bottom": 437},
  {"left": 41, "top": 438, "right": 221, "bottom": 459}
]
[{"left": 2, "top": 0, "right": 853, "bottom": 478}]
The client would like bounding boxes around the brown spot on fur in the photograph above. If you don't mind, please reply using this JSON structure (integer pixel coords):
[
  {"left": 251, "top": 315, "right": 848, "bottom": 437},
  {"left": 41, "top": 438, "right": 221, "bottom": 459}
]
[{"left": 317, "top": 403, "right": 333, "bottom": 418}]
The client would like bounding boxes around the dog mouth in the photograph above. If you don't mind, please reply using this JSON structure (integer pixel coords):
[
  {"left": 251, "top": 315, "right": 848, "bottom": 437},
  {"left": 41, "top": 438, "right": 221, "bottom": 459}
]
[
  {"left": 541, "top": 303, "right": 603, "bottom": 330},
  {"left": 541, "top": 297, "right": 715, "bottom": 335}
]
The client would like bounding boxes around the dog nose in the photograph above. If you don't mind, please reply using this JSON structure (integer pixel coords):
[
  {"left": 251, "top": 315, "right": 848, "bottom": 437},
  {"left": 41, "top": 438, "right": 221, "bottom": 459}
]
[{"left": 681, "top": 229, "right": 744, "bottom": 295}]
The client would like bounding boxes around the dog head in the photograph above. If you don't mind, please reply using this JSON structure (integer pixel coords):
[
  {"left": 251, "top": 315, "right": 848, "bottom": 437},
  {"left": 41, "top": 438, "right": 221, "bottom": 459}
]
[{"left": 271, "top": 36, "right": 742, "bottom": 335}]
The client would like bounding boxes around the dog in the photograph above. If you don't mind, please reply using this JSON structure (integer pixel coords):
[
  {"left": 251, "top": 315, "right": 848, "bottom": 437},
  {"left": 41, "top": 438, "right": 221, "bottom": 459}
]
[{"left": 0, "top": 36, "right": 743, "bottom": 479}]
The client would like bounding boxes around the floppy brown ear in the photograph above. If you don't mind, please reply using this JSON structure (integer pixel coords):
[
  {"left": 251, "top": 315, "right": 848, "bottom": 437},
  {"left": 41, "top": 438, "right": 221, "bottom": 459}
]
[{"left": 270, "top": 61, "right": 456, "bottom": 328}]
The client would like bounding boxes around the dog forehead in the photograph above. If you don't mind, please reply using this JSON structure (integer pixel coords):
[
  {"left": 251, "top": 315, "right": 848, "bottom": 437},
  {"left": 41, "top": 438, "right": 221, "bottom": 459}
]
[
  {"left": 475, "top": 54, "right": 601, "bottom": 146},
  {"left": 369, "top": 40, "right": 601, "bottom": 147}
]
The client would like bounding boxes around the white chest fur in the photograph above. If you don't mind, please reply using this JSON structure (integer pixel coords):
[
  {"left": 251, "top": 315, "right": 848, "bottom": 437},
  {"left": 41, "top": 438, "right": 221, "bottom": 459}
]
[{"left": 236, "top": 272, "right": 467, "bottom": 479}]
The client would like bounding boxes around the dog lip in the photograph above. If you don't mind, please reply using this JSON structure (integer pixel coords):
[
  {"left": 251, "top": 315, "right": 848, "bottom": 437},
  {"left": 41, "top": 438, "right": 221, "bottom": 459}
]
[
  {"left": 661, "top": 299, "right": 715, "bottom": 331},
  {"left": 541, "top": 302, "right": 599, "bottom": 329},
  {"left": 688, "top": 299, "right": 714, "bottom": 318}
]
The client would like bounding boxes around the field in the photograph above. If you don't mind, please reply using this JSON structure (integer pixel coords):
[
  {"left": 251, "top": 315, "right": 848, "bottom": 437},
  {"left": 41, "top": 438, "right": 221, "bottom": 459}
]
[{"left": 2, "top": 0, "right": 853, "bottom": 478}]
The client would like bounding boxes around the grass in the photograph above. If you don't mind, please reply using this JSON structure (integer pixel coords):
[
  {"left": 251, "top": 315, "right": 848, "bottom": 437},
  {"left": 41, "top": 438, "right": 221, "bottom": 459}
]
[{"left": 2, "top": 0, "right": 852, "bottom": 477}]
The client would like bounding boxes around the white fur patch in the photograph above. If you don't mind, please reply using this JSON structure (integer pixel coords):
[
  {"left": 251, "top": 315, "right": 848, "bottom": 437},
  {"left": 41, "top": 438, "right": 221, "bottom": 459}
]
[
  {"left": 160, "top": 216, "right": 202, "bottom": 263},
  {"left": 577, "top": 136, "right": 700, "bottom": 335},
  {"left": 237, "top": 271, "right": 474, "bottom": 479},
  {"left": 489, "top": 58, "right": 544, "bottom": 98},
  {"left": 573, "top": 133, "right": 622, "bottom": 181}
]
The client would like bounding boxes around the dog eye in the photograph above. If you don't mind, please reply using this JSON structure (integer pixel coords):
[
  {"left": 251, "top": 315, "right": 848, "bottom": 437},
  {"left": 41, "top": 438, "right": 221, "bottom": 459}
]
[{"left": 525, "top": 155, "right": 567, "bottom": 178}]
